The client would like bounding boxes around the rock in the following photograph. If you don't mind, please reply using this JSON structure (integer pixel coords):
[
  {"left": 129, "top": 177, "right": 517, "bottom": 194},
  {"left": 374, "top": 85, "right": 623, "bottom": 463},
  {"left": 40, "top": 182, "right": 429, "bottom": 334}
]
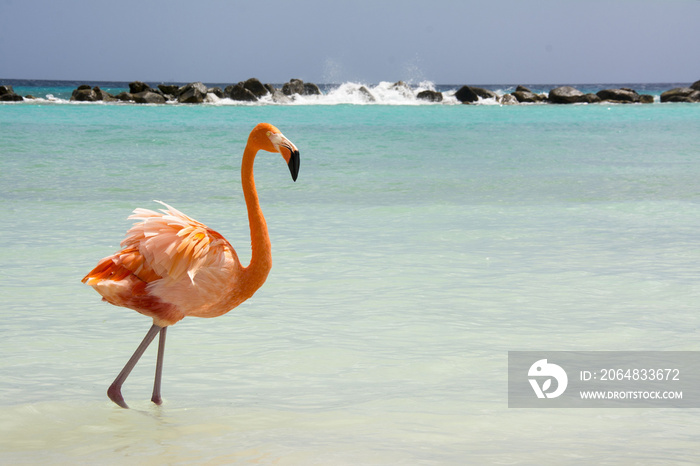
[
  {"left": 0, "top": 93, "right": 23, "bottom": 101},
  {"left": 282, "top": 79, "right": 305, "bottom": 96},
  {"left": 416, "top": 90, "right": 443, "bottom": 102},
  {"left": 515, "top": 85, "right": 533, "bottom": 93},
  {"left": 93, "top": 86, "right": 117, "bottom": 102},
  {"left": 660, "top": 87, "right": 700, "bottom": 103},
  {"left": 129, "top": 81, "right": 153, "bottom": 94},
  {"left": 24, "top": 95, "right": 37, "bottom": 100},
  {"left": 454, "top": 85, "right": 497, "bottom": 103},
  {"left": 596, "top": 88, "right": 640, "bottom": 103},
  {"left": 582, "top": 93, "right": 602, "bottom": 104},
  {"left": 0, "top": 84, "right": 15, "bottom": 96},
  {"left": 158, "top": 84, "right": 180, "bottom": 95},
  {"left": 691, "top": 80, "right": 700, "bottom": 91},
  {"left": 500, "top": 94, "right": 518, "bottom": 105},
  {"left": 303, "top": 82, "right": 322, "bottom": 96},
  {"left": 473, "top": 87, "right": 498, "bottom": 100},
  {"left": 133, "top": 91, "right": 166, "bottom": 104},
  {"left": 0, "top": 85, "right": 23, "bottom": 101},
  {"left": 639, "top": 94, "right": 654, "bottom": 104},
  {"left": 512, "top": 90, "right": 545, "bottom": 103},
  {"left": 115, "top": 92, "right": 135, "bottom": 102},
  {"left": 225, "top": 82, "right": 258, "bottom": 101},
  {"left": 548, "top": 86, "right": 589, "bottom": 104},
  {"left": 71, "top": 86, "right": 99, "bottom": 102},
  {"left": 177, "top": 82, "right": 208, "bottom": 103},
  {"left": 454, "top": 86, "right": 478, "bottom": 103},
  {"left": 70, "top": 85, "right": 117, "bottom": 102},
  {"left": 243, "top": 78, "right": 269, "bottom": 97}
]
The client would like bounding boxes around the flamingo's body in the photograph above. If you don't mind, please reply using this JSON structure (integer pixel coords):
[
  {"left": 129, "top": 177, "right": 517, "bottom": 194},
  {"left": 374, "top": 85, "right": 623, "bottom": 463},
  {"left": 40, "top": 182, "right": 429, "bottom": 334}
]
[{"left": 82, "top": 123, "right": 300, "bottom": 408}]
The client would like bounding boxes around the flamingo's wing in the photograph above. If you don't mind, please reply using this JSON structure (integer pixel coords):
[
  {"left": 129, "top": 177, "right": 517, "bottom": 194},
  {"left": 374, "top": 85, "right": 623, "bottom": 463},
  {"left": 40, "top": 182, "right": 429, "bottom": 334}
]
[{"left": 83, "top": 201, "right": 238, "bottom": 287}]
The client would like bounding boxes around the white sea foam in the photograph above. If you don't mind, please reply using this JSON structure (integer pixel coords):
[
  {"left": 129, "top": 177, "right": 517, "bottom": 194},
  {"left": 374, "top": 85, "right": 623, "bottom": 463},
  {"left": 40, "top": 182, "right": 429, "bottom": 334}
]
[{"left": 203, "top": 81, "right": 462, "bottom": 106}]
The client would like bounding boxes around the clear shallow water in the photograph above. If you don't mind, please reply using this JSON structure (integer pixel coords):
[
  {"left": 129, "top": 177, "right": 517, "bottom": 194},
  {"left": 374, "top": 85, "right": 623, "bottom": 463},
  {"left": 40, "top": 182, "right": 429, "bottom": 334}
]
[{"left": 1, "top": 95, "right": 700, "bottom": 464}]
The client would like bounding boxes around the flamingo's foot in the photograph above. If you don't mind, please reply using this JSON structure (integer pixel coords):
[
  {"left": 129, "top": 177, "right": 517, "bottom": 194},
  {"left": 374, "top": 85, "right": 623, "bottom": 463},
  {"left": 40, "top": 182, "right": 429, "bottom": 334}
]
[{"left": 108, "top": 383, "right": 129, "bottom": 409}]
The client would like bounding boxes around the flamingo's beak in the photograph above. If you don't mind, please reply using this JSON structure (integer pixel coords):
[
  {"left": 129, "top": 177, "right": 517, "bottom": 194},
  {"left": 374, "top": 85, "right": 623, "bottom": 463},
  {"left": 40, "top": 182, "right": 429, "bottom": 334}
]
[
  {"left": 269, "top": 131, "right": 300, "bottom": 181},
  {"left": 278, "top": 136, "right": 299, "bottom": 181},
  {"left": 287, "top": 149, "right": 300, "bottom": 182}
]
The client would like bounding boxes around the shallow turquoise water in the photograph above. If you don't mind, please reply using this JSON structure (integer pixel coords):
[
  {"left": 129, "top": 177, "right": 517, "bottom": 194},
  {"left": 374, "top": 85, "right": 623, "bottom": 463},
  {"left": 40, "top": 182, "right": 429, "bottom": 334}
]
[{"left": 1, "top": 99, "right": 700, "bottom": 464}]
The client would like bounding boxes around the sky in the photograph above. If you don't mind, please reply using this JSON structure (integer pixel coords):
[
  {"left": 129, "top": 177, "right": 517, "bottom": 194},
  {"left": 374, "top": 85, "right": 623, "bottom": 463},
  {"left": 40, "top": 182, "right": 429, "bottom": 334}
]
[{"left": 1, "top": 0, "right": 699, "bottom": 85}]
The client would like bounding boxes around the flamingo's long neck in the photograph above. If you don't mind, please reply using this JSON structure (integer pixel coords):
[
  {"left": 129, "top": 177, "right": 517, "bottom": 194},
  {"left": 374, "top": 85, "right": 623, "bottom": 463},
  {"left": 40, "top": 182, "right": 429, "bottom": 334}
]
[{"left": 240, "top": 143, "right": 272, "bottom": 292}]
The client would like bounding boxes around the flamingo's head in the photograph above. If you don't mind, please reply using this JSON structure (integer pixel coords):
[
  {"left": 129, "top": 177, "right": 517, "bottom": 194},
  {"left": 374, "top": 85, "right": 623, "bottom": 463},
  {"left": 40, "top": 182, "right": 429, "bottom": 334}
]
[{"left": 250, "top": 123, "right": 300, "bottom": 181}]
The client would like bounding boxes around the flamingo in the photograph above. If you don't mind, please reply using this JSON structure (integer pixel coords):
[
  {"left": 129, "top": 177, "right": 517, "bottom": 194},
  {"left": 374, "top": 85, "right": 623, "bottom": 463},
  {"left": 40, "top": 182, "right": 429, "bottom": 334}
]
[{"left": 82, "top": 123, "right": 300, "bottom": 408}]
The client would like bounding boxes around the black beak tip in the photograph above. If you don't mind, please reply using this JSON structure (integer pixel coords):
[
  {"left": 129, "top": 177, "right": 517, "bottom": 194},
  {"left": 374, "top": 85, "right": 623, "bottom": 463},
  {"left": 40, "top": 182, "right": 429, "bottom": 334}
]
[{"left": 288, "top": 150, "right": 300, "bottom": 182}]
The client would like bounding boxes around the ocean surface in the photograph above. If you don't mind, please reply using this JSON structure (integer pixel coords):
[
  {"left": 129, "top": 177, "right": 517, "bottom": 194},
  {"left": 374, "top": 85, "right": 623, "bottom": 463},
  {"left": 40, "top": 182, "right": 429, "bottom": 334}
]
[{"left": 1, "top": 81, "right": 700, "bottom": 464}]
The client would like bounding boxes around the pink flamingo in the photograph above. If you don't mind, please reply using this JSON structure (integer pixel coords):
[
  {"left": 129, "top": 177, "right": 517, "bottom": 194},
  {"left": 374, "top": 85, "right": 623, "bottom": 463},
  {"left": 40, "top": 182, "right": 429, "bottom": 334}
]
[{"left": 82, "top": 123, "right": 300, "bottom": 408}]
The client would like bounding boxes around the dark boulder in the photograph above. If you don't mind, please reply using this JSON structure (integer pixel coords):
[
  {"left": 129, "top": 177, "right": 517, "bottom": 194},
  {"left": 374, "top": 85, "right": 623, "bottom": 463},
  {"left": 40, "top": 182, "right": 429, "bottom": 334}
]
[
  {"left": 640, "top": 94, "right": 655, "bottom": 104},
  {"left": 158, "top": 84, "right": 180, "bottom": 95},
  {"left": 129, "top": 81, "right": 153, "bottom": 94},
  {"left": 115, "top": 92, "right": 135, "bottom": 102},
  {"left": 454, "top": 86, "right": 478, "bottom": 103},
  {"left": 596, "top": 88, "right": 640, "bottom": 103},
  {"left": 548, "top": 86, "right": 588, "bottom": 104},
  {"left": 0, "top": 85, "right": 23, "bottom": 101},
  {"left": 582, "top": 93, "right": 602, "bottom": 104},
  {"left": 512, "top": 90, "right": 545, "bottom": 103},
  {"left": 71, "top": 86, "right": 99, "bottom": 102},
  {"left": 0, "top": 84, "right": 15, "bottom": 96},
  {"left": 515, "top": 85, "right": 533, "bottom": 93},
  {"left": 691, "top": 80, "right": 700, "bottom": 91},
  {"left": 472, "top": 87, "right": 498, "bottom": 100},
  {"left": 660, "top": 87, "right": 700, "bottom": 103},
  {"left": 416, "top": 90, "right": 443, "bottom": 102},
  {"left": 454, "top": 85, "right": 497, "bottom": 103},
  {"left": 93, "top": 86, "right": 116, "bottom": 102},
  {"left": 177, "top": 82, "right": 208, "bottom": 103},
  {"left": 225, "top": 82, "right": 258, "bottom": 101},
  {"left": 243, "top": 78, "right": 269, "bottom": 97},
  {"left": 133, "top": 91, "right": 166, "bottom": 104},
  {"left": 303, "top": 82, "right": 322, "bottom": 96},
  {"left": 282, "top": 79, "right": 305, "bottom": 96},
  {"left": 0, "top": 93, "right": 23, "bottom": 101}
]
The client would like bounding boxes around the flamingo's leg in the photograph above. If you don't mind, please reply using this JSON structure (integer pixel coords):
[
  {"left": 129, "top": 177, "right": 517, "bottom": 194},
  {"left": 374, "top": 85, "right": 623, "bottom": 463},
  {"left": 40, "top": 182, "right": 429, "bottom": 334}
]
[
  {"left": 108, "top": 324, "right": 162, "bottom": 409},
  {"left": 151, "top": 326, "right": 167, "bottom": 405}
]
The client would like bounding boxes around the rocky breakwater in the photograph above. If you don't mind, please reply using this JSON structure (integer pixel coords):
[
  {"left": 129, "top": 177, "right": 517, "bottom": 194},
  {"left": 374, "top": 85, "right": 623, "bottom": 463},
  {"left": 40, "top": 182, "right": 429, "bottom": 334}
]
[
  {"left": 67, "top": 78, "right": 326, "bottom": 104},
  {"left": 453, "top": 84, "right": 657, "bottom": 105},
  {"left": 660, "top": 80, "right": 700, "bottom": 102}
]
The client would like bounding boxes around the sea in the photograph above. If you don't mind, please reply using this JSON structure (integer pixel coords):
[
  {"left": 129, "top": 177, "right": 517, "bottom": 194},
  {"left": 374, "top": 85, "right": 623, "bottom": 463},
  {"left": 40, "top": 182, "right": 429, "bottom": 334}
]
[{"left": 1, "top": 80, "right": 699, "bottom": 465}]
